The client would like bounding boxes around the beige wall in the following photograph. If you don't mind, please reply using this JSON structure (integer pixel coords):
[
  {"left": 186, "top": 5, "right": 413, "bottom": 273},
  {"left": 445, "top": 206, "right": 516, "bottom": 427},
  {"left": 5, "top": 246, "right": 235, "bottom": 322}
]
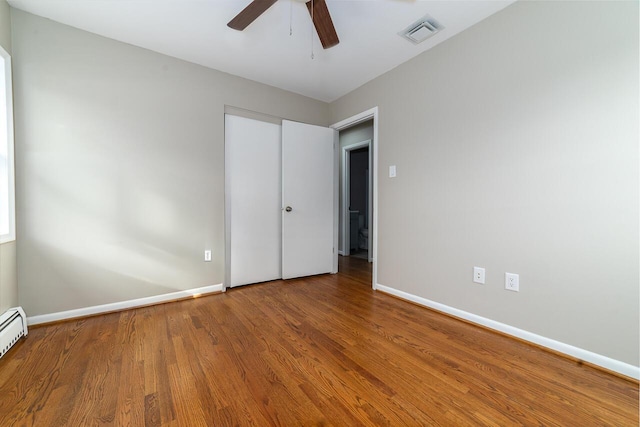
[
  {"left": 0, "top": 0, "right": 18, "bottom": 313},
  {"left": 0, "top": 241, "right": 17, "bottom": 312},
  {"left": 11, "top": 9, "right": 329, "bottom": 316},
  {"left": 0, "top": 0, "right": 9, "bottom": 51},
  {"left": 331, "top": 1, "right": 639, "bottom": 365}
]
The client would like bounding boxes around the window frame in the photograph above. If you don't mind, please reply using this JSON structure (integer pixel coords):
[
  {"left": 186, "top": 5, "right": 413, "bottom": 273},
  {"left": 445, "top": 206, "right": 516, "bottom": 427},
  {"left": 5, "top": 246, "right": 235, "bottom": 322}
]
[{"left": 0, "top": 44, "right": 15, "bottom": 244}]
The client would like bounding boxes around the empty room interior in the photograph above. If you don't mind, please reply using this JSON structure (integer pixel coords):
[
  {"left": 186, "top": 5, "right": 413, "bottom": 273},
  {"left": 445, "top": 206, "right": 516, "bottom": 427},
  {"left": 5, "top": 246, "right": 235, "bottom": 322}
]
[{"left": 0, "top": 0, "right": 638, "bottom": 425}]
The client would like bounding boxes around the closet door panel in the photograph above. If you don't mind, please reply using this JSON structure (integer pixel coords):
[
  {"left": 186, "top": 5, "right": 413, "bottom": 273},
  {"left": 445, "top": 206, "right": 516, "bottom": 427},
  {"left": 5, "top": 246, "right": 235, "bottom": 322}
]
[
  {"left": 282, "top": 120, "right": 335, "bottom": 279},
  {"left": 226, "top": 115, "right": 282, "bottom": 287}
]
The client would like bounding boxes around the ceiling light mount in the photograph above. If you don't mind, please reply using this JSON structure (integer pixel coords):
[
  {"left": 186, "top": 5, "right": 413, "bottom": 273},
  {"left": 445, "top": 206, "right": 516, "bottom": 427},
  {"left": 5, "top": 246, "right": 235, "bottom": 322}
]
[{"left": 399, "top": 15, "right": 443, "bottom": 45}]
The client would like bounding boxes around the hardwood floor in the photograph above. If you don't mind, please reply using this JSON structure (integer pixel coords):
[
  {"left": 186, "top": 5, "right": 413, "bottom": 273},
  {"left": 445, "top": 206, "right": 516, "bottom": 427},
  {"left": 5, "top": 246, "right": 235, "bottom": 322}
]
[{"left": 0, "top": 257, "right": 637, "bottom": 426}]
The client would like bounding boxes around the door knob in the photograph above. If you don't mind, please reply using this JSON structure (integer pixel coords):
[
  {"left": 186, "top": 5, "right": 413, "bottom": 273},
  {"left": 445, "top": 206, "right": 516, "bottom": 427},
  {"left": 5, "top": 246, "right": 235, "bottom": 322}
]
[{"left": 285, "top": 206, "right": 293, "bottom": 212}]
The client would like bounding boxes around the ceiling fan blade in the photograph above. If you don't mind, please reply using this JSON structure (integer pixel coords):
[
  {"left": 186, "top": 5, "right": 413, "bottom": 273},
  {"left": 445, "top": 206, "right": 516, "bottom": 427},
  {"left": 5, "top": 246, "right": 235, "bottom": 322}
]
[
  {"left": 227, "top": 0, "right": 278, "bottom": 31},
  {"left": 306, "top": 0, "right": 339, "bottom": 49}
]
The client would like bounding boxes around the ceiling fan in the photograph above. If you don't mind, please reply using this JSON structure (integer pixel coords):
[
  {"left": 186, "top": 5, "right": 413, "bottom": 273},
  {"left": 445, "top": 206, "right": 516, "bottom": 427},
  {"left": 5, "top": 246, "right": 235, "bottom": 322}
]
[{"left": 227, "top": 0, "right": 340, "bottom": 49}]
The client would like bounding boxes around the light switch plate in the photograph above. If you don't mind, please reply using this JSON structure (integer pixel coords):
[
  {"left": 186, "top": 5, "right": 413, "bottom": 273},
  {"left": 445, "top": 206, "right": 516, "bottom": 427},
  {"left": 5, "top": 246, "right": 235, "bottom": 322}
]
[
  {"left": 389, "top": 165, "right": 397, "bottom": 178},
  {"left": 204, "top": 250, "right": 212, "bottom": 262}
]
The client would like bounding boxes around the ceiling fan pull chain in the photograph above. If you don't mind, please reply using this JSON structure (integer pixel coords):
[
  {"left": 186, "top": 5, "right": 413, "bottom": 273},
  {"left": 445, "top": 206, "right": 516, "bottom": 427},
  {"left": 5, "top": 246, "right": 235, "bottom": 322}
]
[
  {"left": 310, "top": 0, "right": 315, "bottom": 59},
  {"left": 289, "top": 0, "right": 293, "bottom": 36}
]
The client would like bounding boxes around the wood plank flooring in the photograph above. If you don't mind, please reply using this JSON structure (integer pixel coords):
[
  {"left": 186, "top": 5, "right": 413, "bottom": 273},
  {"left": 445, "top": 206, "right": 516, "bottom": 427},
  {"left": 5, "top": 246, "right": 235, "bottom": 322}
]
[{"left": 0, "top": 257, "right": 637, "bottom": 426}]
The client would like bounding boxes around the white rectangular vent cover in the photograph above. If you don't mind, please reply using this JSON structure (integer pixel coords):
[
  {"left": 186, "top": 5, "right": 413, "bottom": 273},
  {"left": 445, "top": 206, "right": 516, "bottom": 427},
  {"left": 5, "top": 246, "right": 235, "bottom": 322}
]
[{"left": 399, "top": 15, "right": 443, "bottom": 44}]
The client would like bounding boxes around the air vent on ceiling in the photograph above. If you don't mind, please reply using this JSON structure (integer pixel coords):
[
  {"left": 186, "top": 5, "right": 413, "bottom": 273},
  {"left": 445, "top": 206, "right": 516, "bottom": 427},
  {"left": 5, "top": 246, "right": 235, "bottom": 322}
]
[{"left": 399, "top": 15, "right": 443, "bottom": 45}]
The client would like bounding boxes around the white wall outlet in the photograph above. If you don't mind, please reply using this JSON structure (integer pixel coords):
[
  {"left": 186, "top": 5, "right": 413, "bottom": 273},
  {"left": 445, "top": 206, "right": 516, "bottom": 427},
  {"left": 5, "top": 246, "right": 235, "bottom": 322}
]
[
  {"left": 505, "top": 273, "right": 519, "bottom": 292},
  {"left": 389, "top": 165, "right": 397, "bottom": 178},
  {"left": 473, "top": 267, "right": 485, "bottom": 284},
  {"left": 204, "top": 250, "right": 212, "bottom": 262}
]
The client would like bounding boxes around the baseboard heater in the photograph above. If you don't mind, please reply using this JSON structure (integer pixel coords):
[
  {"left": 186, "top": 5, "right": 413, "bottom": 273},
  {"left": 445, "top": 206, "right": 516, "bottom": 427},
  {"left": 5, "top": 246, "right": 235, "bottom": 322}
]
[{"left": 0, "top": 307, "right": 28, "bottom": 358}]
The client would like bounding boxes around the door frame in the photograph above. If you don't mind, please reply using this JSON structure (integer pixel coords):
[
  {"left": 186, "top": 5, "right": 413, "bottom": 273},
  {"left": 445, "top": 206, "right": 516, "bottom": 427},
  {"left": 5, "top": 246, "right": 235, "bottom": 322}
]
[
  {"left": 330, "top": 107, "right": 379, "bottom": 290},
  {"left": 342, "top": 139, "right": 372, "bottom": 258}
]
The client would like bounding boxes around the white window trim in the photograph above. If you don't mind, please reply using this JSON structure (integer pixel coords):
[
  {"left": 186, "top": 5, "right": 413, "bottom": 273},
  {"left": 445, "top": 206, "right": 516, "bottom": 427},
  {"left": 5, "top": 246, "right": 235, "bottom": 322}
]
[{"left": 0, "top": 44, "right": 15, "bottom": 244}]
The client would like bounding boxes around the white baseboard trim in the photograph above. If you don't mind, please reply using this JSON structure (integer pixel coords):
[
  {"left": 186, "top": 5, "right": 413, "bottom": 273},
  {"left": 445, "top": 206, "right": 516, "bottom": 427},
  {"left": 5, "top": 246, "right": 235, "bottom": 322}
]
[
  {"left": 338, "top": 250, "right": 345, "bottom": 256},
  {"left": 376, "top": 283, "right": 640, "bottom": 380},
  {"left": 27, "top": 284, "right": 224, "bottom": 326}
]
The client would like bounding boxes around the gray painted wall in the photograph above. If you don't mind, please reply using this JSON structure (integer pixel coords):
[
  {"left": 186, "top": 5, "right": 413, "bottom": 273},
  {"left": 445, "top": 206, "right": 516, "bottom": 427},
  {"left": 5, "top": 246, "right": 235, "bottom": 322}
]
[
  {"left": 330, "top": 1, "right": 639, "bottom": 365},
  {"left": 11, "top": 9, "right": 329, "bottom": 316},
  {"left": 0, "top": 0, "right": 17, "bottom": 313},
  {"left": 0, "top": 241, "right": 16, "bottom": 313},
  {"left": 0, "top": 0, "right": 9, "bottom": 51}
]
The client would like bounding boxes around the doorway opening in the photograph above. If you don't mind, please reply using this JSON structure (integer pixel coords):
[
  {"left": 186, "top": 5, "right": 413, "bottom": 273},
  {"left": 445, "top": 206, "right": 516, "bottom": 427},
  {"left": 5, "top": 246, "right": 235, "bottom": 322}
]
[
  {"left": 343, "top": 141, "right": 371, "bottom": 262},
  {"left": 331, "top": 107, "right": 379, "bottom": 289}
]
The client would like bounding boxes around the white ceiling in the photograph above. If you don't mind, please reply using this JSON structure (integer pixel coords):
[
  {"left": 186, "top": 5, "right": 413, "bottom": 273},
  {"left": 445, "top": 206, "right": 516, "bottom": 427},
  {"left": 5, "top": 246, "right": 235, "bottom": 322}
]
[{"left": 7, "top": 0, "right": 515, "bottom": 102}]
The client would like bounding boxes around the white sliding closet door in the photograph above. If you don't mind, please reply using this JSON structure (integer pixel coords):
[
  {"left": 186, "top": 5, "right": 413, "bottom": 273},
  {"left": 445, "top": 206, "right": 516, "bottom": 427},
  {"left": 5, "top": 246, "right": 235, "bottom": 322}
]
[{"left": 226, "top": 115, "right": 282, "bottom": 287}]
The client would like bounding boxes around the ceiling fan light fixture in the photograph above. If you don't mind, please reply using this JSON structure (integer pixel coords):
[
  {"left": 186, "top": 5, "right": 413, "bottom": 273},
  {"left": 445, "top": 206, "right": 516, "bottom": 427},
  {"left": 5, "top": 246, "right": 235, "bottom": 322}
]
[{"left": 399, "top": 15, "right": 443, "bottom": 44}]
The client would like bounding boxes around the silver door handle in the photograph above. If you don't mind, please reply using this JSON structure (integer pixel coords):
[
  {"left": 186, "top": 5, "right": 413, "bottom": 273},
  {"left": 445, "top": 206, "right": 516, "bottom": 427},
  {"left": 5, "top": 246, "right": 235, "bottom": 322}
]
[{"left": 285, "top": 206, "right": 293, "bottom": 212}]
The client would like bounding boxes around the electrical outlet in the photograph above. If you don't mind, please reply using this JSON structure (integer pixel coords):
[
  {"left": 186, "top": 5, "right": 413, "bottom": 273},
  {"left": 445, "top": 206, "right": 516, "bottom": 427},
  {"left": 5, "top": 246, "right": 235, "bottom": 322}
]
[
  {"left": 505, "top": 273, "right": 519, "bottom": 292},
  {"left": 204, "top": 250, "right": 212, "bottom": 262},
  {"left": 473, "top": 267, "right": 485, "bottom": 284}
]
